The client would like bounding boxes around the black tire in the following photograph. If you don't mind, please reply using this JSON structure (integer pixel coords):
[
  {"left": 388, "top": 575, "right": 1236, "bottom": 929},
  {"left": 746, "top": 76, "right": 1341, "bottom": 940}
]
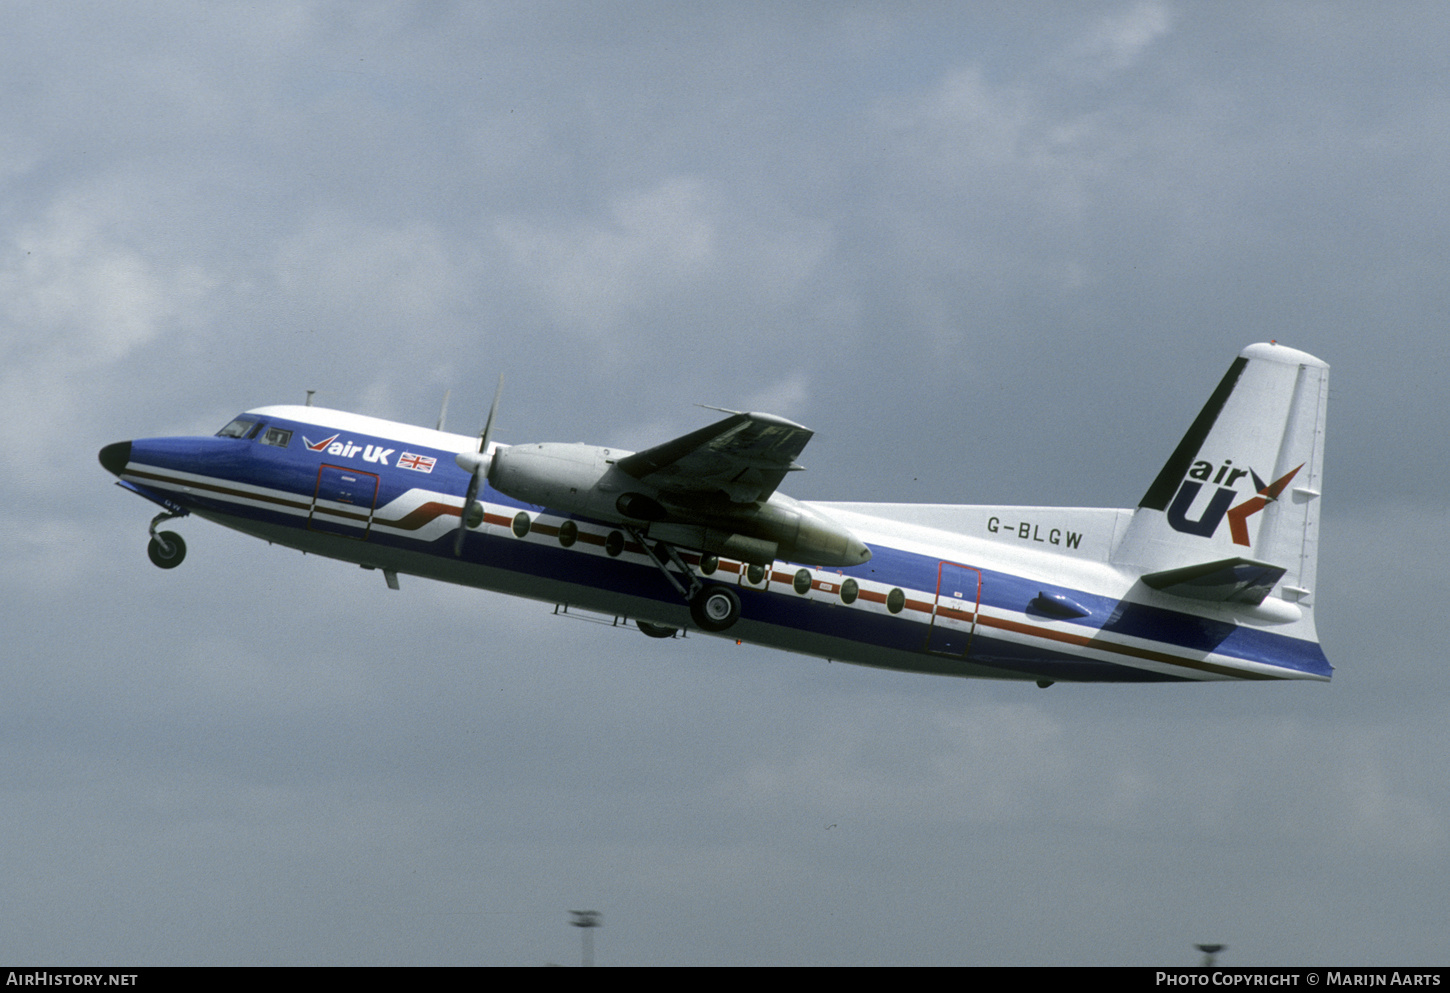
[
  {"left": 690, "top": 584, "right": 741, "bottom": 632},
  {"left": 147, "top": 531, "right": 186, "bottom": 569},
  {"left": 636, "top": 620, "right": 677, "bottom": 639}
]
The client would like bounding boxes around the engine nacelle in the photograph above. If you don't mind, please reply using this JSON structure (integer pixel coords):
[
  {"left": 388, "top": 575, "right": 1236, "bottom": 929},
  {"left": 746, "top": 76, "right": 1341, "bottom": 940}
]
[
  {"left": 486, "top": 442, "right": 635, "bottom": 522},
  {"left": 489, "top": 442, "right": 603, "bottom": 507},
  {"left": 740, "top": 493, "right": 873, "bottom": 567},
  {"left": 648, "top": 523, "right": 779, "bottom": 565},
  {"left": 651, "top": 492, "right": 872, "bottom": 567}
]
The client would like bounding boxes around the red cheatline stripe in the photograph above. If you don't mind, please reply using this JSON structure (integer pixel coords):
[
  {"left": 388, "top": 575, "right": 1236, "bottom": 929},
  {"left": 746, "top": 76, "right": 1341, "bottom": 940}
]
[
  {"left": 125, "top": 468, "right": 310, "bottom": 511},
  {"left": 126, "top": 465, "right": 1280, "bottom": 679}
]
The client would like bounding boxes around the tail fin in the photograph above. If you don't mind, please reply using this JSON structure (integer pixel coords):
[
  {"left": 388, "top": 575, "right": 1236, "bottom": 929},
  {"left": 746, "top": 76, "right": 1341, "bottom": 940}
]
[{"left": 1113, "top": 343, "right": 1328, "bottom": 621}]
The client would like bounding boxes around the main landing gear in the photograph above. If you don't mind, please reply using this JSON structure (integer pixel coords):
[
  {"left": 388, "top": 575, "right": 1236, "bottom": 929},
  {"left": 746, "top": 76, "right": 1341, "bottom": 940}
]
[
  {"left": 689, "top": 584, "right": 740, "bottom": 633},
  {"left": 146, "top": 512, "right": 187, "bottom": 569},
  {"left": 626, "top": 526, "right": 744, "bottom": 635}
]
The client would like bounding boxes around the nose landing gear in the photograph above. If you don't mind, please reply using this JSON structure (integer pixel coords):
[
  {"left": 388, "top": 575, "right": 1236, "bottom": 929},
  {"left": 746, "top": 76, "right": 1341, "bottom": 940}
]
[{"left": 146, "top": 512, "right": 187, "bottom": 569}]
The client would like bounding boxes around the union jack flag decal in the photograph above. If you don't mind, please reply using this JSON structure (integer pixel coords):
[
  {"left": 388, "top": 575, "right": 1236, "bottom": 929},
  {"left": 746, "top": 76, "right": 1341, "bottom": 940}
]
[{"left": 397, "top": 452, "right": 436, "bottom": 473}]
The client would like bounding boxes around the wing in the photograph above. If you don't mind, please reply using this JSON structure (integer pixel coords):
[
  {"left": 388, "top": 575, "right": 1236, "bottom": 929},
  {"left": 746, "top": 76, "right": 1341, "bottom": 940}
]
[{"left": 615, "top": 411, "right": 813, "bottom": 505}]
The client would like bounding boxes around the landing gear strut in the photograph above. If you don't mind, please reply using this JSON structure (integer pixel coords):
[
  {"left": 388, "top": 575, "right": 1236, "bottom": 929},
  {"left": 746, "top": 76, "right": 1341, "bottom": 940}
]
[
  {"left": 626, "top": 526, "right": 743, "bottom": 633},
  {"left": 146, "top": 512, "right": 187, "bottom": 569}
]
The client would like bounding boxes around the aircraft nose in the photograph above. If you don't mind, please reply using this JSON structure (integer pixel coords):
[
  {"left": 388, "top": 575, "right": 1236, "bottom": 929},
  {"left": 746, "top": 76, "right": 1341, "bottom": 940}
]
[{"left": 98, "top": 441, "right": 132, "bottom": 477}]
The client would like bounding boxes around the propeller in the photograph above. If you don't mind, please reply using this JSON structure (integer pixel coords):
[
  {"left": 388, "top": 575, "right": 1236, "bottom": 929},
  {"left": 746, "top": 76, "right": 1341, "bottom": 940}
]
[{"left": 453, "top": 375, "right": 502, "bottom": 556}]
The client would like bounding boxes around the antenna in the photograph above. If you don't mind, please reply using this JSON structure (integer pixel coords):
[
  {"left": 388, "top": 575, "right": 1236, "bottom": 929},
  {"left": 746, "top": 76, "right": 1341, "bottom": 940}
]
[{"left": 569, "top": 910, "right": 601, "bottom": 967}]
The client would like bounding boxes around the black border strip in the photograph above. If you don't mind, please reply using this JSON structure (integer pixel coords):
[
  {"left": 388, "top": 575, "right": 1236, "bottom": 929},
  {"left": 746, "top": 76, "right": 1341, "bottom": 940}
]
[{"left": 1138, "top": 355, "right": 1247, "bottom": 510}]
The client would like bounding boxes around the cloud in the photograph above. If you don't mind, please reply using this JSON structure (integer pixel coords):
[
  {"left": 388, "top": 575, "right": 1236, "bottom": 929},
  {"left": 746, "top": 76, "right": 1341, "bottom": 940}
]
[
  {"left": 1333, "top": 732, "right": 1448, "bottom": 856},
  {"left": 0, "top": 192, "right": 211, "bottom": 364},
  {"left": 0, "top": 188, "right": 215, "bottom": 477},
  {"left": 742, "top": 374, "right": 813, "bottom": 421},
  {"left": 492, "top": 176, "right": 721, "bottom": 337},
  {"left": 1074, "top": 1, "right": 1175, "bottom": 73},
  {"left": 492, "top": 175, "right": 831, "bottom": 341},
  {"left": 274, "top": 215, "right": 474, "bottom": 332}
]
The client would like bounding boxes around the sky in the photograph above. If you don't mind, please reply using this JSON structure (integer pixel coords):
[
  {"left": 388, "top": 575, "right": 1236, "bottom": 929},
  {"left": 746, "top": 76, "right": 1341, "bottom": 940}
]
[{"left": 1, "top": 0, "right": 1447, "bottom": 967}]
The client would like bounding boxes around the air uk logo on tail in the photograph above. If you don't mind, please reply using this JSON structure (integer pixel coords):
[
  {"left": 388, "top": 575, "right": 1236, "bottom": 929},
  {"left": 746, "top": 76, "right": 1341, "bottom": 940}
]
[{"left": 1167, "top": 460, "right": 1303, "bottom": 547}]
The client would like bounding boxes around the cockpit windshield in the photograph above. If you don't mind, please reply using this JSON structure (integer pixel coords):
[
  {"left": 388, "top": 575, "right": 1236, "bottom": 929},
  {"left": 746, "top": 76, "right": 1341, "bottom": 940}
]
[{"left": 216, "top": 417, "right": 259, "bottom": 439}]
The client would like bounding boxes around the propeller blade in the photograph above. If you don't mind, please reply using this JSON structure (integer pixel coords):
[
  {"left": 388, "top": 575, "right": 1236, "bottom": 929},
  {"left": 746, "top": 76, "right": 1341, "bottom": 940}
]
[
  {"left": 453, "top": 470, "right": 479, "bottom": 556},
  {"left": 478, "top": 374, "right": 502, "bottom": 454},
  {"left": 452, "top": 375, "right": 503, "bottom": 558}
]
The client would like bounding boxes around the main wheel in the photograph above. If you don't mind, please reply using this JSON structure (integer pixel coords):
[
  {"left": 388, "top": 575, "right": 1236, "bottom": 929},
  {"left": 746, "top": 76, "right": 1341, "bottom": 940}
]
[
  {"left": 147, "top": 531, "right": 187, "bottom": 569},
  {"left": 690, "top": 584, "right": 741, "bottom": 632},
  {"left": 636, "top": 620, "right": 678, "bottom": 639}
]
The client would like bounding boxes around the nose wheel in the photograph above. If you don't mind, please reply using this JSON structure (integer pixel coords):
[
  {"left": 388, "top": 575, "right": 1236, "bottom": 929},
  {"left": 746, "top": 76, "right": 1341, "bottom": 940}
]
[
  {"left": 148, "top": 532, "right": 186, "bottom": 568},
  {"left": 146, "top": 512, "right": 187, "bottom": 569}
]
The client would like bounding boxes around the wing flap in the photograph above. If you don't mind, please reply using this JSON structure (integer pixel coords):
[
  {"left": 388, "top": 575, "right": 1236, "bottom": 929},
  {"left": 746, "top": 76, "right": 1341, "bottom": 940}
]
[{"left": 616, "top": 411, "right": 813, "bottom": 504}]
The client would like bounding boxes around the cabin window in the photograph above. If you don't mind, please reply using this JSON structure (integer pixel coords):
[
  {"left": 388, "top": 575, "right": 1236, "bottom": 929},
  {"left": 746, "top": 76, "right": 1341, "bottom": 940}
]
[
  {"left": 557, "top": 519, "right": 578, "bottom": 547},
  {"left": 840, "top": 578, "right": 859, "bottom": 605},
  {"left": 887, "top": 587, "right": 905, "bottom": 614},
  {"left": 746, "top": 563, "right": 767, "bottom": 585},
  {"left": 464, "top": 502, "right": 484, "bottom": 529},
  {"left": 793, "top": 569, "right": 812, "bottom": 595},
  {"left": 511, "top": 512, "right": 532, "bottom": 538},
  {"left": 605, "top": 530, "right": 625, "bottom": 557},
  {"left": 699, "top": 554, "right": 718, "bottom": 575},
  {"left": 261, "top": 427, "right": 293, "bottom": 448},
  {"left": 216, "top": 417, "right": 257, "bottom": 439}
]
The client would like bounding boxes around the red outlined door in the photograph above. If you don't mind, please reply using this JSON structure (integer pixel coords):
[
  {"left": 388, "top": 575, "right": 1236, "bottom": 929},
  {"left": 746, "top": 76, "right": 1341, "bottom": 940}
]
[
  {"left": 925, "top": 561, "right": 981, "bottom": 657},
  {"left": 309, "top": 464, "right": 380, "bottom": 539}
]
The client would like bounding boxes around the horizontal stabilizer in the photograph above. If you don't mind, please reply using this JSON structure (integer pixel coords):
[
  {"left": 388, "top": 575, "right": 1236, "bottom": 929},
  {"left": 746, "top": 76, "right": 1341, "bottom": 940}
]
[{"left": 1140, "top": 557, "right": 1287, "bottom": 606}]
